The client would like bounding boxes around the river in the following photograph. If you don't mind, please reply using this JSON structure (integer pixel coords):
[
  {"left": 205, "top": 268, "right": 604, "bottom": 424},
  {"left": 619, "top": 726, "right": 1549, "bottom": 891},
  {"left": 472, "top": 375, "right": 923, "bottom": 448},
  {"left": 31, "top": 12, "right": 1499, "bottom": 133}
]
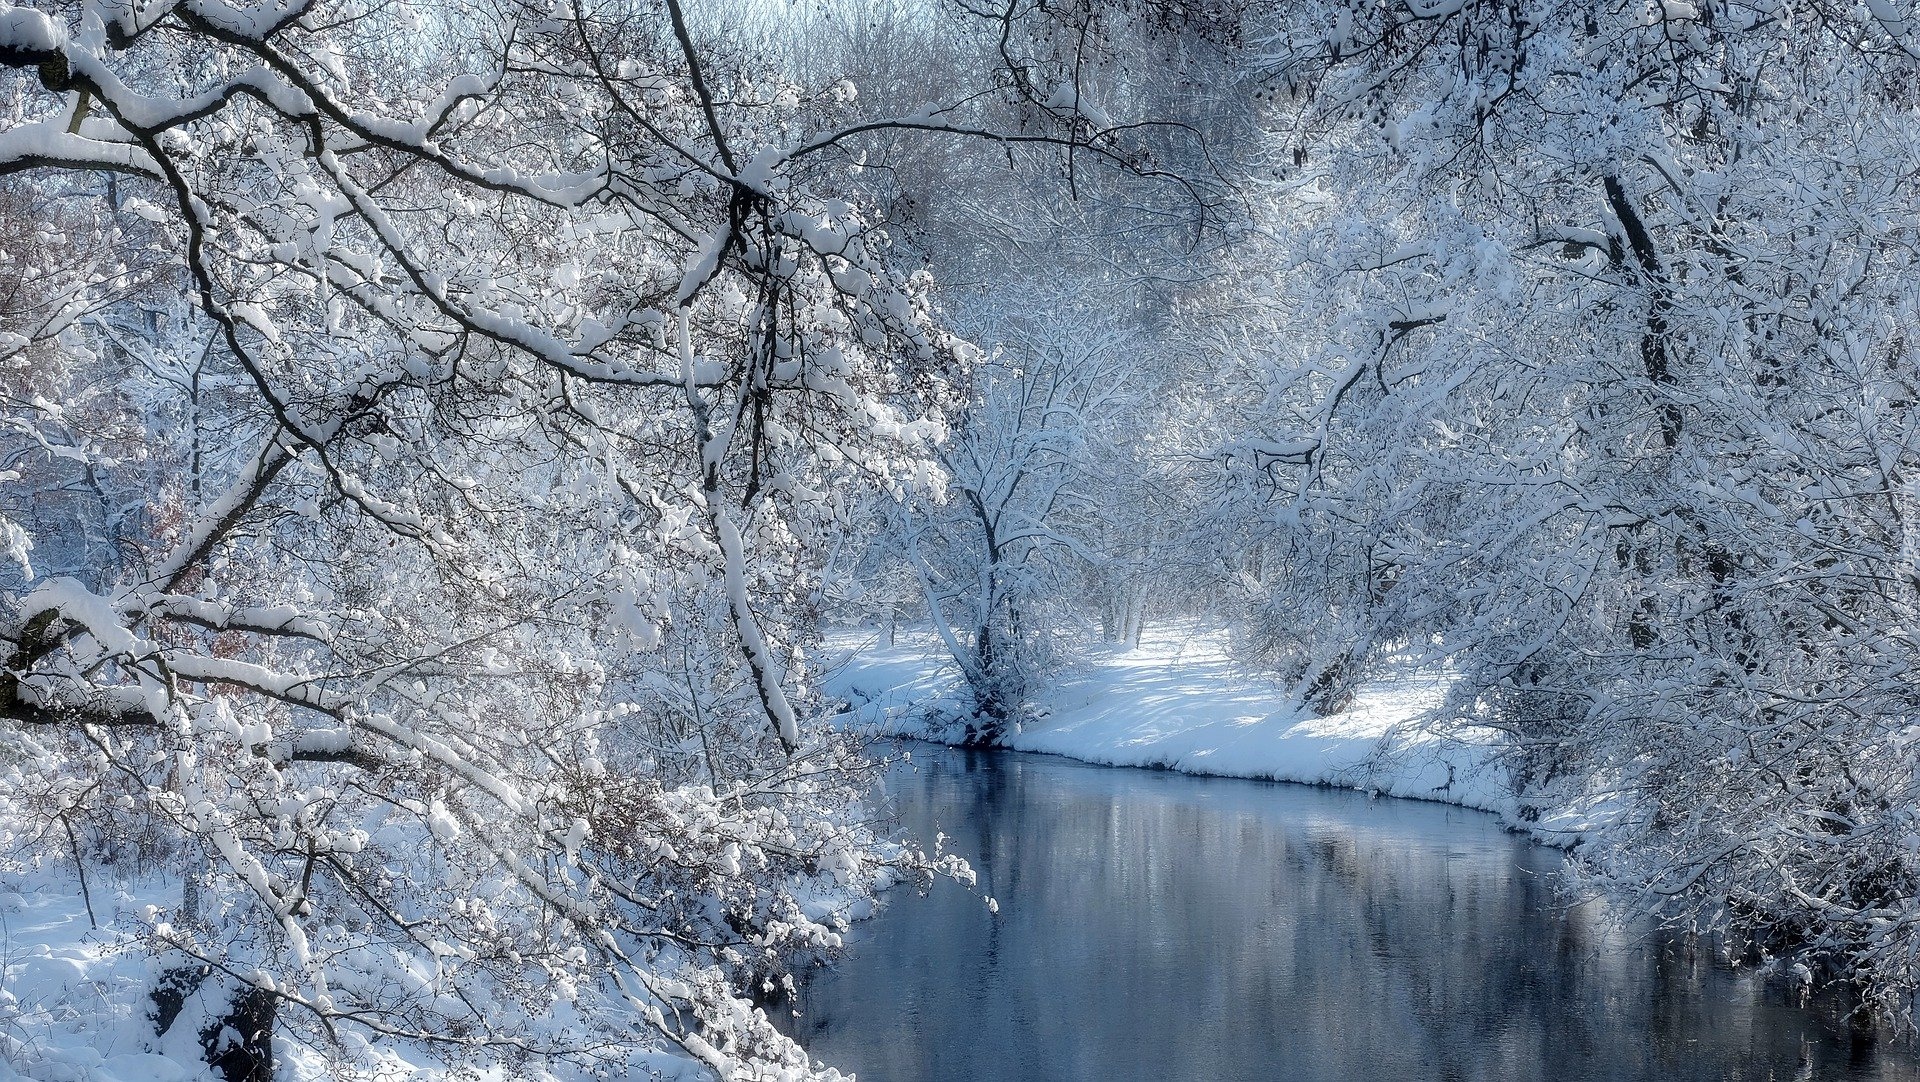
[{"left": 788, "top": 743, "right": 1920, "bottom": 1081}]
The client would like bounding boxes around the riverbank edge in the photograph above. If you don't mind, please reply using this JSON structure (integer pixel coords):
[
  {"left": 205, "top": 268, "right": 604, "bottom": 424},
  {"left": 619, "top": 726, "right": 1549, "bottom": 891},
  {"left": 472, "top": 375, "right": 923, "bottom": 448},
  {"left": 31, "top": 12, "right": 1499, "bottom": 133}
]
[{"left": 818, "top": 627, "right": 1601, "bottom": 847}]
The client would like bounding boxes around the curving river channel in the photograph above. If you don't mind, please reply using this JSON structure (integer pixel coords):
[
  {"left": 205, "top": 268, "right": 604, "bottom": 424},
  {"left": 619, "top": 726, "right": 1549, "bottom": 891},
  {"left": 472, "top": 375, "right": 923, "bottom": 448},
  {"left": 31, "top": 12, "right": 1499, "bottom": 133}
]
[{"left": 788, "top": 743, "right": 1920, "bottom": 1081}]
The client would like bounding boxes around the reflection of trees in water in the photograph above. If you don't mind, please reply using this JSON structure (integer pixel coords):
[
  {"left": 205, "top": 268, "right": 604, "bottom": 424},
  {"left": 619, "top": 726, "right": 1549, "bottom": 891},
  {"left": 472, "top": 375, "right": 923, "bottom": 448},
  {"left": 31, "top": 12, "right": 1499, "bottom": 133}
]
[{"left": 793, "top": 749, "right": 1915, "bottom": 1082}]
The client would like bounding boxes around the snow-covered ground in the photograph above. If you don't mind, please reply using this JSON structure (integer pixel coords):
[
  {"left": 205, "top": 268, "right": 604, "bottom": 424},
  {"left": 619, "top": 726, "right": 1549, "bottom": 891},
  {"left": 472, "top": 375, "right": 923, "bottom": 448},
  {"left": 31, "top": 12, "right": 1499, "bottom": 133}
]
[
  {"left": 0, "top": 872, "right": 649, "bottom": 1082},
  {"left": 0, "top": 869, "right": 733, "bottom": 1082},
  {"left": 0, "top": 874, "right": 269, "bottom": 1082},
  {"left": 820, "top": 625, "right": 1519, "bottom": 816},
  {"left": 0, "top": 876, "right": 182, "bottom": 1082}
]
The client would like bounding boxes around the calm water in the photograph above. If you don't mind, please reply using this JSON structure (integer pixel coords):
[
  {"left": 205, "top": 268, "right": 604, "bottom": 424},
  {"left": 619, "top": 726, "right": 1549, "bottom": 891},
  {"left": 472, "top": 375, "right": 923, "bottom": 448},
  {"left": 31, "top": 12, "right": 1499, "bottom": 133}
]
[{"left": 788, "top": 744, "right": 1920, "bottom": 1082}]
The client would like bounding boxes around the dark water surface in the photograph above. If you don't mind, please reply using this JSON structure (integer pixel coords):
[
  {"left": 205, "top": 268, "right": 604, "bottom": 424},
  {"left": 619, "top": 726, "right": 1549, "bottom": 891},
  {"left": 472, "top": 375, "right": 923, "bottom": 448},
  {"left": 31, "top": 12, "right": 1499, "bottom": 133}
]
[{"left": 788, "top": 744, "right": 1920, "bottom": 1082}]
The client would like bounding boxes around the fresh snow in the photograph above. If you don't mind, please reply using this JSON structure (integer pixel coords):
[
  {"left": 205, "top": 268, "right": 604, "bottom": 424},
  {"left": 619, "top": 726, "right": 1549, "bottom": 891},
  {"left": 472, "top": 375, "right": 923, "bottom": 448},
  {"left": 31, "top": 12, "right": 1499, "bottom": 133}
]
[
  {"left": 0, "top": 871, "right": 707, "bottom": 1082},
  {"left": 821, "top": 624, "right": 1517, "bottom": 815}
]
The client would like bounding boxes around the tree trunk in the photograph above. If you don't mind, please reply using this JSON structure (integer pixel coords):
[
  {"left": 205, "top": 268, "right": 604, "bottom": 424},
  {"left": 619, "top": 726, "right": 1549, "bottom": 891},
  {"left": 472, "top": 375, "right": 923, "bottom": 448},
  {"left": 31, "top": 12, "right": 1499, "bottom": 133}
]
[
  {"left": 151, "top": 968, "right": 277, "bottom": 1082},
  {"left": 205, "top": 984, "right": 276, "bottom": 1082}
]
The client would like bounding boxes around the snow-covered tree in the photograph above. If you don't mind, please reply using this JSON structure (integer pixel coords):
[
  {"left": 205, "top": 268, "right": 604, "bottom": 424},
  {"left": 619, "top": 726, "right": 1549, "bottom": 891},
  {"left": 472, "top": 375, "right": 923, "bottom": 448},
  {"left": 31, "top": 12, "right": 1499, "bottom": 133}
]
[
  {"left": 895, "top": 307, "right": 1152, "bottom": 736},
  {"left": 1221, "top": 0, "right": 1920, "bottom": 1017},
  {"left": 0, "top": 0, "right": 1125, "bottom": 1073}
]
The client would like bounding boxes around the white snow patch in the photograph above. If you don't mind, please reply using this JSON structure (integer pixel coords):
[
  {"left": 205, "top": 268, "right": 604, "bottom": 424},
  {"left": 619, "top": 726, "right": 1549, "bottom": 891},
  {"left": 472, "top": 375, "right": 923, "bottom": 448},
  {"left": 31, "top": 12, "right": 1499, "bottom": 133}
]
[{"left": 822, "top": 624, "right": 1516, "bottom": 815}]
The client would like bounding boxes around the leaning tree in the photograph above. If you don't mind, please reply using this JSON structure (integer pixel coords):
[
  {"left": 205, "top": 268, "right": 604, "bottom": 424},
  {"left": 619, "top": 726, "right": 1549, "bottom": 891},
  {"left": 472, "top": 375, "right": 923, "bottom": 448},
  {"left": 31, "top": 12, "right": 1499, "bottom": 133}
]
[{"left": 0, "top": 0, "right": 1154, "bottom": 1074}]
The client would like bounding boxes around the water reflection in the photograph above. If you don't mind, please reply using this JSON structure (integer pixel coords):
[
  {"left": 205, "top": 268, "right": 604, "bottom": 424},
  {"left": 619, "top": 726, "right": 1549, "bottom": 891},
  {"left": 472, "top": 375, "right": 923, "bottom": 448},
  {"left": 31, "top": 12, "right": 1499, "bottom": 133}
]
[{"left": 790, "top": 745, "right": 1919, "bottom": 1081}]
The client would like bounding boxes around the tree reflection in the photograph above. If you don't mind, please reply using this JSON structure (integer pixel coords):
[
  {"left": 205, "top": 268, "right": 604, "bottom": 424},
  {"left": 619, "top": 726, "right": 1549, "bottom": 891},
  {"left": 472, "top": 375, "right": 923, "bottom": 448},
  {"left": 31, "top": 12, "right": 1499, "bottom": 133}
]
[{"left": 789, "top": 746, "right": 1917, "bottom": 1082}]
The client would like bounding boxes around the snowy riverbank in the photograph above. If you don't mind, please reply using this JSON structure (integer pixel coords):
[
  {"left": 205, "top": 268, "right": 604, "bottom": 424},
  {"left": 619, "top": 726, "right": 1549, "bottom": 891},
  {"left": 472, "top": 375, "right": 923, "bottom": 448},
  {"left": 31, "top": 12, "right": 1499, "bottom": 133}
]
[{"left": 819, "top": 626, "right": 1523, "bottom": 817}]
